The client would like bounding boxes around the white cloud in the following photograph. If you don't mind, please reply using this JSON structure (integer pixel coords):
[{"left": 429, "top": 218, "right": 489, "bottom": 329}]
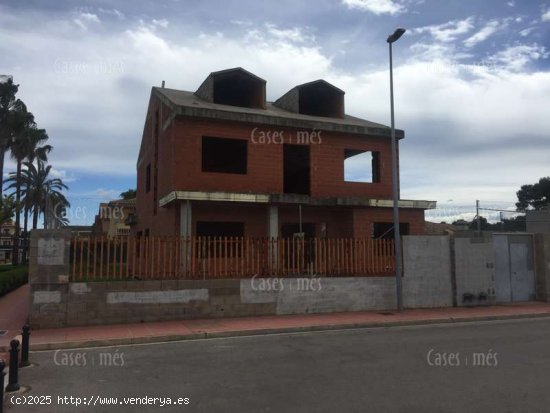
[
  {"left": 91, "top": 188, "right": 121, "bottom": 199},
  {"left": 542, "top": 8, "right": 550, "bottom": 22},
  {"left": 95, "top": 189, "right": 118, "bottom": 198},
  {"left": 341, "top": 0, "right": 405, "bottom": 15},
  {"left": 152, "top": 19, "right": 169, "bottom": 28},
  {"left": 98, "top": 8, "right": 124, "bottom": 19},
  {"left": 489, "top": 43, "right": 549, "bottom": 71},
  {"left": 464, "top": 20, "right": 501, "bottom": 47},
  {"left": 73, "top": 12, "right": 100, "bottom": 30},
  {"left": 519, "top": 27, "right": 535, "bottom": 37},
  {"left": 80, "top": 12, "right": 100, "bottom": 23},
  {"left": 265, "top": 24, "right": 314, "bottom": 44},
  {"left": 49, "top": 168, "right": 77, "bottom": 183},
  {"left": 425, "top": 202, "right": 522, "bottom": 224},
  {"left": 507, "top": 1, "right": 515, "bottom": 6},
  {"left": 136, "top": 18, "right": 170, "bottom": 31},
  {"left": 413, "top": 17, "right": 475, "bottom": 42}
]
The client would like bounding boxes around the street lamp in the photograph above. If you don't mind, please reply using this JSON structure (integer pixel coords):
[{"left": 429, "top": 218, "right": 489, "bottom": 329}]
[{"left": 387, "top": 28, "right": 405, "bottom": 312}]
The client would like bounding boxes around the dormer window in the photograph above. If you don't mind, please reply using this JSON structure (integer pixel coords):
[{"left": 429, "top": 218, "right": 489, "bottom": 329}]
[
  {"left": 273, "top": 80, "right": 345, "bottom": 118},
  {"left": 195, "top": 67, "right": 266, "bottom": 109},
  {"left": 298, "top": 81, "right": 344, "bottom": 118}
]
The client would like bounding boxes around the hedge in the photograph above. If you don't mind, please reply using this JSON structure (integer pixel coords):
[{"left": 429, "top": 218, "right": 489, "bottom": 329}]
[{"left": 0, "top": 265, "right": 28, "bottom": 297}]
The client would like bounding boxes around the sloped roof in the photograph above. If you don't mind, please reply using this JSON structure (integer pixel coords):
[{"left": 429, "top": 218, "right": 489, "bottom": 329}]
[
  {"left": 154, "top": 87, "right": 403, "bottom": 139},
  {"left": 282, "top": 79, "right": 345, "bottom": 95},
  {"left": 108, "top": 198, "right": 136, "bottom": 206},
  {"left": 204, "top": 67, "right": 266, "bottom": 83}
]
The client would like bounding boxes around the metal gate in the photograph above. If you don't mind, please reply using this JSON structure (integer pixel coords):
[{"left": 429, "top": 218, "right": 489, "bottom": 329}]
[{"left": 493, "top": 234, "right": 535, "bottom": 302}]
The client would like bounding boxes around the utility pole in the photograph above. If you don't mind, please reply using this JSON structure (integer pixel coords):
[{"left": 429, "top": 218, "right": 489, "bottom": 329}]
[{"left": 387, "top": 28, "right": 406, "bottom": 312}]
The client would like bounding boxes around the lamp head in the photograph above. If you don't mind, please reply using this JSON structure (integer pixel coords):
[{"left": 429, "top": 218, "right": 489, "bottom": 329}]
[{"left": 387, "top": 28, "right": 406, "bottom": 43}]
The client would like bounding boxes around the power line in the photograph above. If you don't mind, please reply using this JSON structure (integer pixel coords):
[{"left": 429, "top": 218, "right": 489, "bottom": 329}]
[{"left": 479, "top": 207, "right": 524, "bottom": 213}]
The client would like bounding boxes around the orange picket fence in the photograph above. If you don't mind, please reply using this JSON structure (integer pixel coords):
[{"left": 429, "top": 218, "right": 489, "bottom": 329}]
[{"left": 69, "top": 236, "right": 395, "bottom": 281}]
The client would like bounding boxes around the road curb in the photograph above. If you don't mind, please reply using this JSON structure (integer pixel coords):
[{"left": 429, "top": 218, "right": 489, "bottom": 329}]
[{"left": 26, "top": 311, "right": 550, "bottom": 351}]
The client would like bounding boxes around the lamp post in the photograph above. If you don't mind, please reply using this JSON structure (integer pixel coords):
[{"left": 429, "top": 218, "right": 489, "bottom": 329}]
[{"left": 387, "top": 28, "right": 406, "bottom": 312}]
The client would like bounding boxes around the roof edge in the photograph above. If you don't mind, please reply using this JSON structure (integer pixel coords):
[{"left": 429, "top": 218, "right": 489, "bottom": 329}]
[{"left": 159, "top": 190, "right": 434, "bottom": 209}]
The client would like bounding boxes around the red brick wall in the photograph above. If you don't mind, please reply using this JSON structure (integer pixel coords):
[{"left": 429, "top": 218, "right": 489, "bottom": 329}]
[
  {"left": 135, "top": 96, "right": 178, "bottom": 236},
  {"left": 134, "top": 93, "right": 421, "bottom": 236},
  {"left": 170, "top": 119, "right": 282, "bottom": 194},
  {"left": 167, "top": 118, "right": 396, "bottom": 197},
  {"left": 310, "top": 131, "right": 394, "bottom": 198},
  {"left": 190, "top": 204, "right": 354, "bottom": 238},
  {"left": 193, "top": 204, "right": 424, "bottom": 238},
  {"left": 353, "top": 208, "right": 426, "bottom": 237},
  {"left": 192, "top": 203, "right": 267, "bottom": 237},
  {"left": 278, "top": 205, "right": 354, "bottom": 238}
]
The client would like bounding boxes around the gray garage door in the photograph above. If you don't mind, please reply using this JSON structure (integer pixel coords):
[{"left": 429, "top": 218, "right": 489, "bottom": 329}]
[{"left": 493, "top": 234, "right": 535, "bottom": 302}]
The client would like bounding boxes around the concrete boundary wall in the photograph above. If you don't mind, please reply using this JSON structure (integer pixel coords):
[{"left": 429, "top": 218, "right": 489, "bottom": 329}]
[
  {"left": 403, "top": 236, "right": 452, "bottom": 308},
  {"left": 454, "top": 237, "right": 496, "bottom": 306},
  {"left": 534, "top": 234, "right": 550, "bottom": 301},
  {"left": 28, "top": 230, "right": 547, "bottom": 328}
]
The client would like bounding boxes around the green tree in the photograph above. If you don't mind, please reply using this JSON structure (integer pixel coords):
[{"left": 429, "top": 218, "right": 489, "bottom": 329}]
[
  {"left": 9, "top": 121, "right": 51, "bottom": 264},
  {"left": 516, "top": 177, "right": 550, "bottom": 211},
  {"left": 468, "top": 216, "right": 494, "bottom": 231},
  {"left": 0, "top": 195, "right": 15, "bottom": 226},
  {"left": 120, "top": 188, "right": 136, "bottom": 200},
  {"left": 0, "top": 77, "right": 28, "bottom": 196},
  {"left": 22, "top": 129, "right": 52, "bottom": 235},
  {"left": 44, "top": 191, "right": 70, "bottom": 228},
  {"left": 502, "top": 215, "right": 526, "bottom": 232},
  {"left": 6, "top": 160, "right": 69, "bottom": 230}
]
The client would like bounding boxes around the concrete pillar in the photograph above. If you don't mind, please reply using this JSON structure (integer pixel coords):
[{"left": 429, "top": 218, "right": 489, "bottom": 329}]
[
  {"left": 268, "top": 206, "right": 278, "bottom": 272},
  {"left": 179, "top": 200, "right": 192, "bottom": 237},
  {"left": 180, "top": 201, "right": 192, "bottom": 271},
  {"left": 29, "top": 229, "right": 72, "bottom": 328},
  {"left": 268, "top": 205, "right": 278, "bottom": 238}
]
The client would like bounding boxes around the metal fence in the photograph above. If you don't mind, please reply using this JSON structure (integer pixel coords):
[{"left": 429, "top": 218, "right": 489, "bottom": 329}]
[{"left": 70, "top": 236, "right": 395, "bottom": 281}]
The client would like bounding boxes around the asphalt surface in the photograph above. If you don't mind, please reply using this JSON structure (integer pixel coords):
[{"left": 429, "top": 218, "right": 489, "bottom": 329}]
[{"left": 3, "top": 318, "right": 550, "bottom": 413}]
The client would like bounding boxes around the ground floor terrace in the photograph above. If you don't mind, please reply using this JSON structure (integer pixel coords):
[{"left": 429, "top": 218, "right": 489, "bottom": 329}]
[
  {"left": 136, "top": 190, "right": 434, "bottom": 240},
  {"left": 73, "top": 193, "right": 434, "bottom": 281}
]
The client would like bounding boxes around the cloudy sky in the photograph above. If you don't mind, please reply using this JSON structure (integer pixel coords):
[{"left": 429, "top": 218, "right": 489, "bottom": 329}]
[{"left": 1, "top": 0, "right": 549, "bottom": 225}]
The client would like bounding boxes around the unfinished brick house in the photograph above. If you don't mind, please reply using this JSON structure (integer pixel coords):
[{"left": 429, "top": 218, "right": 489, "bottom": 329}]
[{"left": 133, "top": 67, "right": 435, "bottom": 240}]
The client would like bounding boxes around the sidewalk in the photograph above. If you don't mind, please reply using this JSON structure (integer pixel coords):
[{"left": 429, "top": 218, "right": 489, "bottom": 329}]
[
  {"left": 0, "top": 283, "right": 29, "bottom": 359},
  {"left": 19, "top": 301, "right": 550, "bottom": 351}
]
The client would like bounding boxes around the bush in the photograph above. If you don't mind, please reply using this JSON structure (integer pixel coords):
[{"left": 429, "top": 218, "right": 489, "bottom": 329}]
[{"left": 0, "top": 265, "right": 28, "bottom": 296}]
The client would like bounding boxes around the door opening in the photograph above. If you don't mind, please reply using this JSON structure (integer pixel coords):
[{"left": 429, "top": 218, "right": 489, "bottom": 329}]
[{"left": 283, "top": 144, "right": 310, "bottom": 195}]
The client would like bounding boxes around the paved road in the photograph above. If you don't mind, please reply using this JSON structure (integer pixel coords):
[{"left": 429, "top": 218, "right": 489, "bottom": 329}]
[{"left": 4, "top": 318, "right": 550, "bottom": 412}]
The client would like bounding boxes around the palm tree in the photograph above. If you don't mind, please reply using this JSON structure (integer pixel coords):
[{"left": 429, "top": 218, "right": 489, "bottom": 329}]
[
  {"left": 9, "top": 121, "right": 51, "bottom": 264},
  {"left": 43, "top": 190, "right": 70, "bottom": 229},
  {"left": 0, "top": 195, "right": 15, "bottom": 226},
  {"left": 22, "top": 131, "right": 52, "bottom": 235},
  {"left": 0, "top": 78, "right": 28, "bottom": 196},
  {"left": 7, "top": 161, "right": 69, "bottom": 230}
]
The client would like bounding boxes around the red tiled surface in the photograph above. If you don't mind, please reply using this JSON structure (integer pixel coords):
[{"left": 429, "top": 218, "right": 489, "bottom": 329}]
[
  {"left": 0, "top": 283, "right": 29, "bottom": 359},
  {"left": 25, "top": 302, "right": 550, "bottom": 349}
]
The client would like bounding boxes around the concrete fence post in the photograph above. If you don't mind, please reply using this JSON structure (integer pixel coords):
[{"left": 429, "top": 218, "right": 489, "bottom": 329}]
[{"left": 29, "top": 229, "right": 72, "bottom": 329}]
